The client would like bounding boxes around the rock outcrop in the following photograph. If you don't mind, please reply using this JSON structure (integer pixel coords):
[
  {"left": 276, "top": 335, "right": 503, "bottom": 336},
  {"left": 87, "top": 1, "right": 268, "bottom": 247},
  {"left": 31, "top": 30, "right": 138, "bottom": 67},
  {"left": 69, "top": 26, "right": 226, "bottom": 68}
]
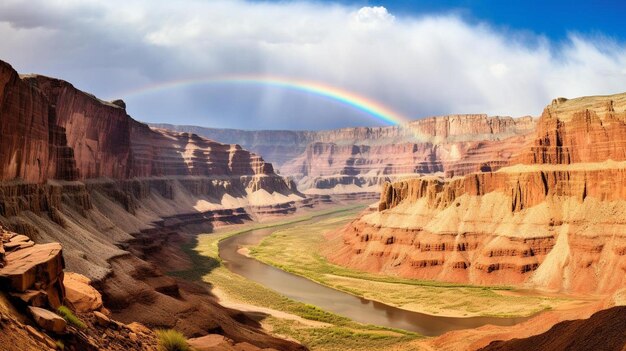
[
  {"left": 0, "top": 229, "right": 65, "bottom": 308},
  {"left": 479, "top": 305, "right": 626, "bottom": 351},
  {"left": 516, "top": 94, "right": 626, "bottom": 165},
  {"left": 327, "top": 92, "right": 626, "bottom": 294}
]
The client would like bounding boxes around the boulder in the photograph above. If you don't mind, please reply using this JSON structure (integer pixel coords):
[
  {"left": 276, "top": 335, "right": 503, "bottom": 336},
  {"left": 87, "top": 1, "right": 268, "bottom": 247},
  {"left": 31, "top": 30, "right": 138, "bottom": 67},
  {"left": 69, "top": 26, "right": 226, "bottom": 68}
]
[
  {"left": 127, "top": 322, "right": 151, "bottom": 335},
  {"left": 0, "top": 242, "right": 64, "bottom": 292},
  {"left": 28, "top": 306, "right": 66, "bottom": 333},
  {"left": 63, "top": 272, "right": 103, "bottom": 312},
  {"left": 93, "top": 311, "right": 111, "bottom": 327}
]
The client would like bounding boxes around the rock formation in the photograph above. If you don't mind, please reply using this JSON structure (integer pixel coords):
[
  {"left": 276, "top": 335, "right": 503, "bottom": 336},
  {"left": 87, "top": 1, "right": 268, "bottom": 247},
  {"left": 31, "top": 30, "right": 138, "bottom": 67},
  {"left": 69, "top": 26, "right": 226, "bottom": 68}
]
[
  {"left": 327, "top": 92, "right": 626, "bottom": 294},
  {"left": 479, "top": 306, "right": 626, "bottom": 351},
  {"left": 0, "top": 229, "right": 65, "bottom": 309},
  {"left": 0, "top": 59, "right": 306, "bottom": 350},
  {"left": 153, "top": 115, "right": 536, "bottom": 194}
]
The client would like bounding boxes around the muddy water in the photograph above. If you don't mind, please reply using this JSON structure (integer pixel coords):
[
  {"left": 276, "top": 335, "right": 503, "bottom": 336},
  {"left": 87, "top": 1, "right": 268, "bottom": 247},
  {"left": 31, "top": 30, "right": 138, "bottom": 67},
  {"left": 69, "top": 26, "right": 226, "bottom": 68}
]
[{"left": 218, "top": 213, "right": 532, "bottom": 336}]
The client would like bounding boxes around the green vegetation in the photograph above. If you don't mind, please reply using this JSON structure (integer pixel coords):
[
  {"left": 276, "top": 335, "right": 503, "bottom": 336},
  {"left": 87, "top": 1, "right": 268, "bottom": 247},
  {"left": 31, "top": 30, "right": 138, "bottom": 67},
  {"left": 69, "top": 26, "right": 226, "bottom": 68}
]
[
  {"left": 249, "top": 212, "right": 574, "bottom": 318},
  {"left": 57, "top": 306, "right": 86, "bottom": 329},
  {"left": 170, "top": 206, "right": 421, "bottom": 351},
  {"left": 55, "top": 340, "right": 65, "bottom": 350},
  {"left": 156, "top": 329, "right": 190, "bottom": 351}
]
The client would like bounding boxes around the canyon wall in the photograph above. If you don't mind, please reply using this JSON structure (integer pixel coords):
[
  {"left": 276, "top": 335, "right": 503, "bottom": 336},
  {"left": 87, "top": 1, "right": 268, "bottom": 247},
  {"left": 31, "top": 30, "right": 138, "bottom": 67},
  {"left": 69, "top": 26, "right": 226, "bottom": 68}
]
[
  {"left": 0, "top": 61, "right": 302, "bottom": 273},
  {"left": 0, "top": 59, "right": 305, "bottom": 349},
  {"left": 153, "top": 115, "right": 536, "bottom": 193},
  {"left": 327, "top": 92, "right": 626, "bottom": 294}
]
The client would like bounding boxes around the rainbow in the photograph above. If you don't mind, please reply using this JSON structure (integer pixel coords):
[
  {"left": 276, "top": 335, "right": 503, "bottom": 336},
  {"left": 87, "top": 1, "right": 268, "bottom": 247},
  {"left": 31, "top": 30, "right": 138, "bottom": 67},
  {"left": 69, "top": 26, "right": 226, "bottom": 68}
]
[{"left": 115, "top": 75, "right": 411, "bottom": 126}]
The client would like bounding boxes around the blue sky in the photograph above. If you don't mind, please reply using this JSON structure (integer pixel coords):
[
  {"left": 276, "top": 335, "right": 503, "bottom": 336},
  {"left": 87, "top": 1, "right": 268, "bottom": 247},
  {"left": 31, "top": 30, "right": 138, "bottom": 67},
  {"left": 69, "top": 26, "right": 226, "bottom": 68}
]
[
  {"left": 1, "top": 0, "right": 626, "bottom": 130},
  {"left": 306, "top": 0, "right": 626, "bottom": 41}
]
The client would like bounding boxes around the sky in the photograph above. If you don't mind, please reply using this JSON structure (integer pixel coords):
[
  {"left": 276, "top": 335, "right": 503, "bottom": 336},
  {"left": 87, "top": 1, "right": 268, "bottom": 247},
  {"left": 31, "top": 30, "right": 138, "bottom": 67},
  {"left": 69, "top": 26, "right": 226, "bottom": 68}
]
[{"left": 1, "top": 0, "right": 626, "bottom": 130}]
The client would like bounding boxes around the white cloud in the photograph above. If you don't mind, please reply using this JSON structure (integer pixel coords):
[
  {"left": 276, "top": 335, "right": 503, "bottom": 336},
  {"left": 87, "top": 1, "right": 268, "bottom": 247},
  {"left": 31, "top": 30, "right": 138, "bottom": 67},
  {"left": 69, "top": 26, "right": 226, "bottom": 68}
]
[
  {"left": 489, "top": 63, "right": 509, "bottom": 78},
  {"left": 351, "top": 6, "right": 395, "bottom": 29},
  {"left": 0, "top": 0, "right": 625, "bottom": 130}
]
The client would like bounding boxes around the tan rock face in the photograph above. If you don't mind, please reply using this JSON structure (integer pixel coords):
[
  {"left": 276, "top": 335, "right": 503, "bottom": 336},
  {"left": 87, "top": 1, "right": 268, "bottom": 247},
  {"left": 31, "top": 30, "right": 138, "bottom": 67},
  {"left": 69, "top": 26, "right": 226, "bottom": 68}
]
[
  {"left": 0, "top": 231, "right": 65, "bottom": 308},
  {"left": 28, "top": 306, "right": 66, "bottom": 333},
  {"left": 63, "top": 272, "right": 103, "bottom": 313},
  {"left": 328, "top": 92, "right": 626, "bottom": 294}
]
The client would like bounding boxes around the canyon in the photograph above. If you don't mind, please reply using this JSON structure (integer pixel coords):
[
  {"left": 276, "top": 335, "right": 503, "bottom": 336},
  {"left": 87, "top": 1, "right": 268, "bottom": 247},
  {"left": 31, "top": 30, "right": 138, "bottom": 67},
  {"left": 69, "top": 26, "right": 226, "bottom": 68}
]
[
  {"left": 4, "top": 52, "right": 626, "bottom": 351},
  {"left": 152, "top": 92, "right": 626, "bottom": 349},
  {"left": 153, "top": 114, "right": 536, "bottom": 194},
  {"left": 0, "top": 59, "right": 308, "bottom": 350},
  {"left": 327, "top": 92, "right": 626, "bottom": 293}
]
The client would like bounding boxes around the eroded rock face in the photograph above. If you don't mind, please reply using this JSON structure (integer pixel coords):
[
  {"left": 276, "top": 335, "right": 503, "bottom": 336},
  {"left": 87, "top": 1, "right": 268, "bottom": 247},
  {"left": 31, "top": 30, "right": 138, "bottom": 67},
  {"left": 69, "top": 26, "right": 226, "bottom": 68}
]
[
  {"left": 152, "top": 115, "right": 536, "bottom": 167},
  {"left": 0, "top": 62, "right": 50, "bottom": 183},
  {"left": 328, "top": 92, "right": 626, "bottom": 294},
  {"left": 0, "top": 231, "right": 65, "bottom": 307},
  {"left": 155, "top": 115, "right": 537, "bottom": 193},
  {"left": 1, "top": 60, "right": 294, "bottom": 194},
  {"left": 516, "top": 93, "right": 626, "bottom": 164},
  {"left": 130, "top": 125, "right": 275, "bottom": 178},
  {"left": 0, "top": 59, "right": 306, "bottom": 350},
  {"left": 23, "top": 74, "right": 131, "bottom": 180}
]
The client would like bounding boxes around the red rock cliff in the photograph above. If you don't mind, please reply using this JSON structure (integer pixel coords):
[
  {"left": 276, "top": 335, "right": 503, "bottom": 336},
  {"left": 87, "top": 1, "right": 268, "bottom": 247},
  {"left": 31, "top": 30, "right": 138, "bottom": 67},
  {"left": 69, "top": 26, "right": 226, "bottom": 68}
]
[
  {"left": 328, "top": 92, "right": 626, "bottom": 294},
  {"left": 0, "top": 59, "right": 305, "bottom": 350},
  {"left": 280, "top": 115, "right": 535, "bottom": 192},
  {"left": 1, "top": 60, "right": 285, "bottom": 184},
  {"left": 0, "top": 62, "right": 51, "bottom": 183},
  {"left": 517, "top": 94, "right": 626, "bottom": 164},
  {"left": 23, "top": 75, "right": 132, "bottom": 180},
  {"left": 152, "top": 115, "right": 537, "bottom": 193}
]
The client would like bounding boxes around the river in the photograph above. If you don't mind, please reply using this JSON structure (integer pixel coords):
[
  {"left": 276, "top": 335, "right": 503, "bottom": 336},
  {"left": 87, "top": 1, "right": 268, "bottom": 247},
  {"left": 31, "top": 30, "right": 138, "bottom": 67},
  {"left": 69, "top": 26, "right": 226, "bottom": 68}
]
[{"left": 218, "top": 212, "right": 531, "bottom": 336}]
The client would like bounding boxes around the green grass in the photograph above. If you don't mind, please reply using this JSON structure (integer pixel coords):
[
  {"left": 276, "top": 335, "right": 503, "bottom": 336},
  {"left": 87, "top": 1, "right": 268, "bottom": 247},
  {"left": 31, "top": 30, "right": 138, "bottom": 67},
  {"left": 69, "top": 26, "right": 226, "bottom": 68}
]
[
  {"left": 249, "top": 213, "right": 575, "bottom": 318},
  {"left": 156, "top": 329, "right": 190, "bottom": 351},
  {"left": 57, "top": 306, "right": 86, "bottom": 329},
  {"left": 168, "top": 206, "right": 422, "bottom": 351}
]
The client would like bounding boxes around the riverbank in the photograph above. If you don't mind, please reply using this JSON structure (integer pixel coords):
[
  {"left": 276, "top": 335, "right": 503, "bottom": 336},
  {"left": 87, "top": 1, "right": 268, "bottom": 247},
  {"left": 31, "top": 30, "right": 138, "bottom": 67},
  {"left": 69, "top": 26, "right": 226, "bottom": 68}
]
[
  {"left": 169, "top": 205, "right": 422, "bottom": 351},
  {"left": 249, "top": 212, "right": 592, "bottom": 319}
]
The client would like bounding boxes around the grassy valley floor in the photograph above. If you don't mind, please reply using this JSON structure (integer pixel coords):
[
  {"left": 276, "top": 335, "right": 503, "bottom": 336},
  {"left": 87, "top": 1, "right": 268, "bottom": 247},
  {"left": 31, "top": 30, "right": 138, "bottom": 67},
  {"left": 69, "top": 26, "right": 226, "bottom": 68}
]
[
  {"left": 171, "top": 206, "right": 592, "bottom": 351},
  {"left": 249, "top": 211, "right": 584, "bottom": 319},
  {"left": 170, "top": 206, "right": 423, "bottom": 351}
]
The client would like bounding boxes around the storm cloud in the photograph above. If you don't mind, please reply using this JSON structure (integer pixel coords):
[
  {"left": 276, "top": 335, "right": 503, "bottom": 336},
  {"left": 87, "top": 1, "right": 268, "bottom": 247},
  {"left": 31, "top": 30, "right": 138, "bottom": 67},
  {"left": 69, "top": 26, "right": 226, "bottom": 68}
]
[{"left": 1, "top": 0, "right": 625, "bottom": 130}]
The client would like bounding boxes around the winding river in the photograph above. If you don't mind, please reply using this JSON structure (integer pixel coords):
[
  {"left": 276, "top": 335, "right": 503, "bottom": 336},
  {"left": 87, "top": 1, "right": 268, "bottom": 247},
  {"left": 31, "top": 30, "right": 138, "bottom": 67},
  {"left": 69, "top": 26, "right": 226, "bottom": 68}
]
[{"left": 218, "top": 212, "right": 531, "bottom": 336}]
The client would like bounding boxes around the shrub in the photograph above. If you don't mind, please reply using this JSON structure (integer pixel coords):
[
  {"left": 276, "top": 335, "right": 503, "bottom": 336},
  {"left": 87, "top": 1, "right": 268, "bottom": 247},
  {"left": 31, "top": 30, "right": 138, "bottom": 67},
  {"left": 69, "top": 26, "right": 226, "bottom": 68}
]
[
  {"left": 156, "top": 329, "right": 190, "bottom": 351},
  {"left": 57, "top": 306, "right": 86, "bottom": 329}
]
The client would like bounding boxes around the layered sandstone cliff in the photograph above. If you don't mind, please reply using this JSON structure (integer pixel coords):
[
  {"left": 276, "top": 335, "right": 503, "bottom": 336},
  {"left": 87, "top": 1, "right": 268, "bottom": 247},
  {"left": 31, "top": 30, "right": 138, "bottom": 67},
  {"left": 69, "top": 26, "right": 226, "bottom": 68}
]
[
  {"left": 154, "top": 115, "right": 536, "bottom": 193},
  {"left": 327, "top": 92, "right": 626, "bottom": 294},
  {"left": 0, "top": 59, "right": 305, "bottom": 349}
]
